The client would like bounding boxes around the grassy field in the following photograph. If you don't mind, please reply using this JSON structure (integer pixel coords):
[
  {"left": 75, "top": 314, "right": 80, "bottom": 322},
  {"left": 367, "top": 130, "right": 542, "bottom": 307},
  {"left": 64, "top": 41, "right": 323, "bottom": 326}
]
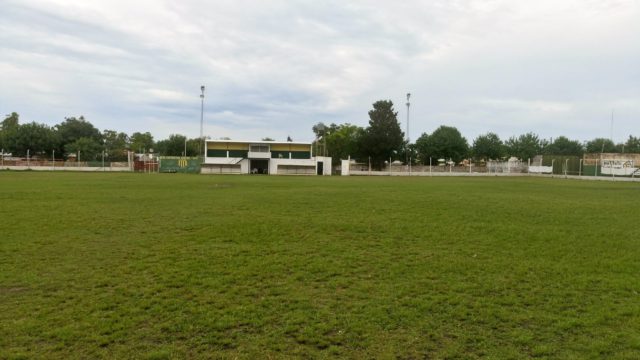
[{"left": 1, "top": 172, "right": 639, "bottom": 359}]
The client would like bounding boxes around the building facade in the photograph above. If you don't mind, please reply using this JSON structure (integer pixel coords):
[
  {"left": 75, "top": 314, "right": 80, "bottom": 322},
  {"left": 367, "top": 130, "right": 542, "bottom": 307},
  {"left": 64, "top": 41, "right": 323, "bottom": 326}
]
[{"left": 202, "top": 140, "right": 331, "bottom": 175}]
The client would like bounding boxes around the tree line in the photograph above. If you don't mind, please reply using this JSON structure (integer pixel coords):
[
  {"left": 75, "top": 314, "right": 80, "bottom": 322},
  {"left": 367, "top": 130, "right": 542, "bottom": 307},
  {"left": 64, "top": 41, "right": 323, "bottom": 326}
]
[
  {"left": 3, "top": 103, "right": 639, "bottom": 166},
  {"left": 0, "top": 112, "right": 202, "bottom": 161},
  {"left": 314, "top": 100, "right": 640, "bottom": 169}
]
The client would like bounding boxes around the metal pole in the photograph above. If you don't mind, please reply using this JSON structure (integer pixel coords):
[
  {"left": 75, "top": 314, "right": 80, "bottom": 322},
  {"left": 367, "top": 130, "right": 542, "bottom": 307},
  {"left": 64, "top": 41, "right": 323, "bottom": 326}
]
[
  {"left": 595, "top": 159, "right": 598, "bottom": 176},
  {"left": 405, "top": 93, "right": 410, "bottom": 166},
  {"left": 564, "top": 159, "right": 568, "bottom": 177},
  {"left": 77, "top": 151, "right": 80, "bottom": 167},
  {"left": 102, "top": 150, "right": 105, "bottom": 171},
  {"left": 579, "top": 159, "right": 582, "bottom": 176},
  {"left": 551, "top": 159, "right": 554, "bottom": 175},
  {"left": 200, "top": 85, "right": 205, "bottom": 158},
  {"left": 184, "top": 137, "right": 187, "bottom": 157},
  {"left": 429, "top": 157, "right": 432, "bottom": 176},
  {"left": 469, "top": 158, "right": 472, "bottom": 174},
  {"left": 27, "top": 149, "right": 30, "bottom": 168},
  {"left": 52, "top": 150, "right": 55, "bottom": 171},
  {"left": 611, "top": 161, "right": 614, "bottom": 180},
  {"left": 1, "top": 148, "right": 3, "bottom": 168}
]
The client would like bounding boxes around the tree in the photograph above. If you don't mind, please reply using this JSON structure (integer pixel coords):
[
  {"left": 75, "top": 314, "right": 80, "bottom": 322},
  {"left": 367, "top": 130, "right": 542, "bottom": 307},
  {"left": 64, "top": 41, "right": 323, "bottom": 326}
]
[
  {"left": 64, "top": 137, "right": 102, "bottom": 160},
  {"left": 623, "top": 135, "right": 640, "bottom": 153},
  {"left": 55, "top": 116, "right": 102, "bottom": 157},
  {"left": 324, "top": 123, "right": 365, "bottom": 165},
  {"left": 102, "top": 130, "right": 129, "bottom": 161},
  {"left": 130, "top": 132, "right": 155, "bottom": 153},
  {"left": 1, "top": 112, "right": 20, "bottom": 152},
  {"left": 585, "top": 138, "right": 617, "bottom": 153},
  {"left": 472, "top": 132, "right": 505, "bottom": 160},
  {"left": 543, "top": 136, "right": 584, "bottom": 156},
  {"left": 155, "top": 134, "right": 200, "bottom": 156},
  {"left": 13, "top": 122, "right": 59, "bottom": 157},
  {"left": 56, "top": 116, "right": 102, "bottom": 144},
  {"left": 505, "top": 133, "right": 542, "bottom": 161},
  {"left": 359, "top": 100, "right": 404, "bottom": 169},
  {"left": 415, "top": 125, "right": 469, "bottom": 164},
  {"left": 261, "top": 137, "right": 275, "bottom": 141},
  {"left": 185, "top": 138, "right": 200, "bottom": 156}
]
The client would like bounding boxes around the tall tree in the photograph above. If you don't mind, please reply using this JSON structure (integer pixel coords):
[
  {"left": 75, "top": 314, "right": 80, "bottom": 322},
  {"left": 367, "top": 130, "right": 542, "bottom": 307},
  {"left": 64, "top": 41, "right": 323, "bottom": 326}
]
[
  {"left": 623, "top": 135, "right": 640, "bottom": 153},
  {"left": 505, "top": 133, "right": 542, "bottom": 161},
  {"left": 56, "top": 116, "right": 102, "bottom": 144},
  {"left": 585, "top": 138, "right": 617, "bottom": 153},
  {"left": 64, "top": 137, "right": 102, "bottom": 160},
  {"left": 472, "top": 132, "right": 505, "bottom": 160},
  {"left": 543, "top": 136, "right": 584, "bottom": 156},
  {"left": 415, "top": 126, "right": 469, "bottom": 164},
  {"left": 359, "top": 100, "right": 404, "bottom": 169},
  {"left": 1, "top": 112, "right": 20, "bottom": 152},
  {"left": 130, "top": 132, "right": 155, "bottom": 153},
  {"left": 102, "top": 130, "right": 130, "bottom": 161},
  {"left": 13, "top": 122, "right": 59, "bottom": 157},
  {"left": 155, "top": 134, "right": 195, "bottom": 156},
  {"left": 324, "top": 123, "right": 365, "bottom": 164}
]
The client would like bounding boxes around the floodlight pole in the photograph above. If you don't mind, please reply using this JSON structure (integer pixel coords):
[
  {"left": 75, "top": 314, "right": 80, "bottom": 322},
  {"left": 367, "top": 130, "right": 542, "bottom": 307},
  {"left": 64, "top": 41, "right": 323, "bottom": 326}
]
[
  {"left": 52, "top": 150, "right": 55, "bottom": 171},
  {"left": 200, "top": 85, "right": 205, "bottom": 158},
  {"left": 27, "top": 149, "right": 30, "bottom": 168},
  {"left": 405, "top": 92, "right": 411, "bottom": 171}
]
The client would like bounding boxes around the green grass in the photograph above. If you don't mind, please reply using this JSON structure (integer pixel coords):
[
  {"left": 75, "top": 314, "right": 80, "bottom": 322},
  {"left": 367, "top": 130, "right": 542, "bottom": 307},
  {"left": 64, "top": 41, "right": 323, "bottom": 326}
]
[{"left": 1, "top": 172, "right": 639, "bottom": 359}]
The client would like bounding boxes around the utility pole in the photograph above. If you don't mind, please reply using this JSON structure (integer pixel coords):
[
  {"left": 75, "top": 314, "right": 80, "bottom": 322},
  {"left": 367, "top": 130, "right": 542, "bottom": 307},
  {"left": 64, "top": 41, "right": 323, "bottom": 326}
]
[
  {"left": 406, "top": 93, "right": 411, "bottom": 144},
  {"left": 405, "top": 93, "right": 411, "bottom": 168},
  {"left": 200, "top": 85, "right": 205, "bottom": 158}
]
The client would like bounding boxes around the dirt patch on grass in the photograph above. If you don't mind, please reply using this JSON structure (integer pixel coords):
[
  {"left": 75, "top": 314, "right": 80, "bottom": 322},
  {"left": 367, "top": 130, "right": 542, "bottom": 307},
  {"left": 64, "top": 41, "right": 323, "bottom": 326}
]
[{"left": 0, "top": 286, "right": 29, "bottom": 295}]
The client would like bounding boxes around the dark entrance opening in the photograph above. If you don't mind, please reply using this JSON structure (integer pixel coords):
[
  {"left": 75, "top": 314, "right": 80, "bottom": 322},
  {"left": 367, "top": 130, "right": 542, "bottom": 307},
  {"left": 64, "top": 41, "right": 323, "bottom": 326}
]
[
  {"left": 250, "top": 159, "right": 269, "bottom": 174},
  {"left": 317, "top": 161, "right": 324, "bottom": 175}
]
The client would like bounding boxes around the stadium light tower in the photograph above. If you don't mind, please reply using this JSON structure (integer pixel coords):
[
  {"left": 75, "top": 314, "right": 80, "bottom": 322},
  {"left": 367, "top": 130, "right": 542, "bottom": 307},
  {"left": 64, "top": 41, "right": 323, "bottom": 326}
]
[
  {"left": 405, "top": 93, "right": 411, "bottom": 167},
  {"left": 406, "top": 93, "right": 411, "bottom": 144},
  {"left": 200, "top": 85, "right": 205, "bottom": 157}
]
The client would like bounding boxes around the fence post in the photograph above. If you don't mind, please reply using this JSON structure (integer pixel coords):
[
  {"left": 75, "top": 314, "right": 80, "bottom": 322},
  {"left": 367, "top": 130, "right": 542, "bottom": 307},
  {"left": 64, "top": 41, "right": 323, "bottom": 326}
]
[{"left": 579, "top": 159, "right": 582, "bottom": 176}]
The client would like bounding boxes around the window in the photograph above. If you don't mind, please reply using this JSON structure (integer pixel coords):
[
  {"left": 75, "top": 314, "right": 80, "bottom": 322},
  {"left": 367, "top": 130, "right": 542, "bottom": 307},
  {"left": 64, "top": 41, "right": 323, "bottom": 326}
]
[{"left": 250, "top": 144, "right": 270, "bottom": 153}]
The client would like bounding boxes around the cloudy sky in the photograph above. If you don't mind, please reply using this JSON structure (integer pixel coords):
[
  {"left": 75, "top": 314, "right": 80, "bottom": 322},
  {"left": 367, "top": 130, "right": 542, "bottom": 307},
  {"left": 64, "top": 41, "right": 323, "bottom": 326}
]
[{"left": 1, "top": 0, "right": 638, "bottom": 143}]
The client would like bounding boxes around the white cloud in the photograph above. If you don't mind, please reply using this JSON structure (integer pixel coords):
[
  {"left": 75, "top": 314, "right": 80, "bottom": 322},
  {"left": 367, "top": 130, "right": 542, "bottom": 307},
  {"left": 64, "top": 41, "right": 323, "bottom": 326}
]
[{"left": 1, "top": 0, "right": 638, "bottom": 143}]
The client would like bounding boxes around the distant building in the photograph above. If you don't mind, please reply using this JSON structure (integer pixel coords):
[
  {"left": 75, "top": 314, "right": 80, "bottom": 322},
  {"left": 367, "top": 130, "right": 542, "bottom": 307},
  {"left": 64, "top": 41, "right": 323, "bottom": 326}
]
[{"left": 202, "top": 139, "right": 331, "bottom": 175}]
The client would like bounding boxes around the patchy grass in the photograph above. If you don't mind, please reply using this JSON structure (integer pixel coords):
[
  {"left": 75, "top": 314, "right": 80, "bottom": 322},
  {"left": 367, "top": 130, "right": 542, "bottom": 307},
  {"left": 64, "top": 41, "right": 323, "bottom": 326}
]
[{"left": 1, "top": 172, "right": 639, "bottom": 359}]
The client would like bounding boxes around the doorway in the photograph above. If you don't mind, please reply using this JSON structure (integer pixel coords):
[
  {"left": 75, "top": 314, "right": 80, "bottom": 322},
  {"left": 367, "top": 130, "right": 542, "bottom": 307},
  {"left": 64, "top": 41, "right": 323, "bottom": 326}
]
[{"left": 250, "top": 159, "right": 269, "bottom": 174}]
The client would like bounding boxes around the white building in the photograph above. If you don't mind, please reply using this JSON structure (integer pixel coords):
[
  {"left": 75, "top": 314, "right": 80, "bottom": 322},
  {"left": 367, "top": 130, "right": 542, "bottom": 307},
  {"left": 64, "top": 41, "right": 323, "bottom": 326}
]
[{"left": 201, "top": 139, "right": 331, "bottom": 175}]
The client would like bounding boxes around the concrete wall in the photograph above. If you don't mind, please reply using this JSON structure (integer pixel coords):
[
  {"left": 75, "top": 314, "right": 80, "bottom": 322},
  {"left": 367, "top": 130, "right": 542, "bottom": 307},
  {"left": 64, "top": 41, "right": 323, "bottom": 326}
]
[{"left": 1, "top": 166, "right": 131, "bottom": 172}]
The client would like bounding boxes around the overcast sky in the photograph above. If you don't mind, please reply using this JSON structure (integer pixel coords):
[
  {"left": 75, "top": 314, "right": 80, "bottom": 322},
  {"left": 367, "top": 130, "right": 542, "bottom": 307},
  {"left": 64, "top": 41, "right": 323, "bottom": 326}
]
[{"left": 1, "top": 0, "right": 638, "bottom": 143}]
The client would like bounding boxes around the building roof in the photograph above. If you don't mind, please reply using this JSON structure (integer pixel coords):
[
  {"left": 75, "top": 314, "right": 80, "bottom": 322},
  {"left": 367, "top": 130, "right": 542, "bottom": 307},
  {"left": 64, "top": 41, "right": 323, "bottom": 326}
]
[{"left": 206, "top": 139, "right": 311, "bottom": 146}]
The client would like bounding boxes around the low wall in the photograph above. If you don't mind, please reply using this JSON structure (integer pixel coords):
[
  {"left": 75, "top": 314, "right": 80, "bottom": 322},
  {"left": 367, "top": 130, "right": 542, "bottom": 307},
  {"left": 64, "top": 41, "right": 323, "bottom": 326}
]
[{"left": 1, "top": 166, "right": 131, "bottom": 172}]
